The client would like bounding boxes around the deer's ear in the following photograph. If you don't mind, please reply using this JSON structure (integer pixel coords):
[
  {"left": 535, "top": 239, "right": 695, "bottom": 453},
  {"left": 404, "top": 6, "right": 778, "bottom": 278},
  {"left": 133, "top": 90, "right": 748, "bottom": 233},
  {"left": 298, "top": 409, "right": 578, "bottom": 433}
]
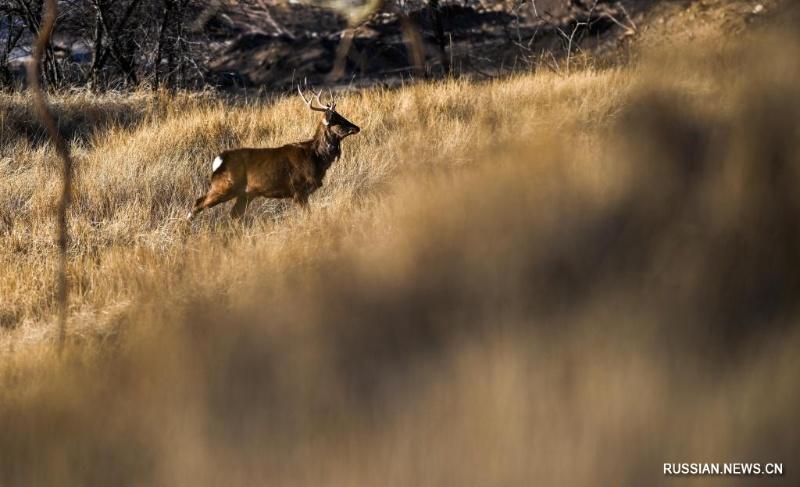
[{"left": 323, "top": 111, "right": 332, "bottom": 126}]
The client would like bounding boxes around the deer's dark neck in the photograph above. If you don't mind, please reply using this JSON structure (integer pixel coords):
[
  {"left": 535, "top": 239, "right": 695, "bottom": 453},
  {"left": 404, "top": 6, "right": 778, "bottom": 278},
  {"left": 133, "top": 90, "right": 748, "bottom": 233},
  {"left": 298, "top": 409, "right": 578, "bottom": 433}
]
[{"left": 310, "top": 123, "right": 341, "bottom": 169}]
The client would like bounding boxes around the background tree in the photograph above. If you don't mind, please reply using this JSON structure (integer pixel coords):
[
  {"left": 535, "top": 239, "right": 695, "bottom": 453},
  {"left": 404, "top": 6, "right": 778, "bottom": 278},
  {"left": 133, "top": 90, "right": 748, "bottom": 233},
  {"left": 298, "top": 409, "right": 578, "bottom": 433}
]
[{"left": 1, "top": 0, "right": 61, "bottom": 89}]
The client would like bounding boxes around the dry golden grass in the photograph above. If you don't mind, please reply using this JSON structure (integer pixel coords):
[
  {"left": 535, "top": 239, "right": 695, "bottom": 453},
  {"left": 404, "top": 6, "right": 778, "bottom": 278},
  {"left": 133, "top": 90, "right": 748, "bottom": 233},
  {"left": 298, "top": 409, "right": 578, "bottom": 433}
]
[
  {"left": 1, "top": 6, "right": 800, "bottom": 485},
  {"left": 0, "top": 68, "right": 633, "bottom": 346}
]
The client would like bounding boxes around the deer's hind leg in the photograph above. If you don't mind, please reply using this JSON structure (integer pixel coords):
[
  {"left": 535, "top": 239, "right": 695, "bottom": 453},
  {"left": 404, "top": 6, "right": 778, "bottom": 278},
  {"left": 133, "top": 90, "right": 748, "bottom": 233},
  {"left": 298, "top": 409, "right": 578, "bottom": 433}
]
[{"left": 188, "top": 186, "right": 239, "bottom": 220}]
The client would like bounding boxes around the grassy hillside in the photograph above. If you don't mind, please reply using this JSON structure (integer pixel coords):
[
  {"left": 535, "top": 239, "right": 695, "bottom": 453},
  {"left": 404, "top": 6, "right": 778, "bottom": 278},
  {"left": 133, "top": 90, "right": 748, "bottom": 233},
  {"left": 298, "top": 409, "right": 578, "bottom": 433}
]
[
  {"left": 1, "top": 3, "right": 799, "bottom": 485},
  {"left": 0, "top": 68, "right": 634, "bottom": 346}
]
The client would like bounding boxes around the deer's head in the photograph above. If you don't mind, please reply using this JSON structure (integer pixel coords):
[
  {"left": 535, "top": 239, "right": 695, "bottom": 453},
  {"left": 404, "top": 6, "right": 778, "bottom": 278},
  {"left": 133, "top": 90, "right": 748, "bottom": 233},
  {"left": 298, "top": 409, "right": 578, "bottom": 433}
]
[{"left": 298, "top": 86, "right": 360, "bottom": 140}]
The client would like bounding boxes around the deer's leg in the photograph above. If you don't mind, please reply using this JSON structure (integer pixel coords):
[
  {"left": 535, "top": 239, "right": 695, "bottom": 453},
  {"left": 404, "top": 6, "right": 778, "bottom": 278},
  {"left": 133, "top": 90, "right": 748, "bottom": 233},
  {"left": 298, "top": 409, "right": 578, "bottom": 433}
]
[
  {"left": 188, "top": 187, "right": 237, "bottom": 220},
  {"left": 230, "top": 194, "right": 254, "bottom": 220},
  {"left": 291, "top": 176, "right": 315, "bottom": 213},
  {"left": 293, "top": 191, "right": 310, "bottom": 211},
  {"left": 188, "top": 195, "right": 207, "bottom": 220}
]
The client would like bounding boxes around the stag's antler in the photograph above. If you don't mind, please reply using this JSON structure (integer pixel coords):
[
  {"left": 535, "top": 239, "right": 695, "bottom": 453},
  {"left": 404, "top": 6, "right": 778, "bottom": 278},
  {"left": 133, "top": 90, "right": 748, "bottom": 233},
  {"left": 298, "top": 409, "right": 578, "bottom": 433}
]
[
  {"left": 327, "top": 89, "right": 337, "bottom": 111},
  {"left": 313, "top": 89, "right": 331, "bottom": 110},
  {"left": 298, "top": 85, "right": 329, "bottom": 112}
]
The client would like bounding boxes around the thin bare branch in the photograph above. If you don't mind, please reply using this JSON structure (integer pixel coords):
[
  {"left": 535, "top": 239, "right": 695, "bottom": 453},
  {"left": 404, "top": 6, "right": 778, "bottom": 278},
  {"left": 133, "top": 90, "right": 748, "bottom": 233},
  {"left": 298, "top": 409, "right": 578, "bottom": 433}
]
[{"left": 25, "top": 0, "right": 73, "bottom": 352}]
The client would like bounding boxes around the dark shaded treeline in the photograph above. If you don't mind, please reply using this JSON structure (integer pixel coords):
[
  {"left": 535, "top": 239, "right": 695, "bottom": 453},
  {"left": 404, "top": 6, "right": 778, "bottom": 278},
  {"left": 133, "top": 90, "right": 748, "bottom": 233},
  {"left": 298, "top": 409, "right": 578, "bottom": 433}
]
[{"left": 1, "top": 0, "right": 634, "bottom": 92}]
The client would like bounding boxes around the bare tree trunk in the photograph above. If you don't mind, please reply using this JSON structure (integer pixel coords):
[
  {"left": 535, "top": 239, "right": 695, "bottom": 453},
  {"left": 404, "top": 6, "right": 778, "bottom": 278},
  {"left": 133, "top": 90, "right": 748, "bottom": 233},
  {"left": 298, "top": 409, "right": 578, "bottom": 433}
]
[
  {"left": 0, "top": 12, "right": 25, "bottom": 89},
  {"left": 93, "top": 0, "right": 140, "bottom": 85},
  {"left": 428, "top": 0, "right": 450, "bottom": 75},
  {"left": 154, "top": 0, "right": 174, "bottom": 90},
  {"left": 89, "top": 8, "right": 104, "bottom": 89},
  {"left": 175, "top": 0, "right": 187, "bottom": 87}
]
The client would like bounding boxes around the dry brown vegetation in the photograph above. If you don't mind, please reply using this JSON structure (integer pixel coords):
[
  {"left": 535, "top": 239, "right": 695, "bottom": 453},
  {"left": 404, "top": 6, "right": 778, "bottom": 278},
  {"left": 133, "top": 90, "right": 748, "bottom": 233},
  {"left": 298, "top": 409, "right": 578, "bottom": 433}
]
[{"left": 1, "top": 4, "right": 799, "bottom": 485}]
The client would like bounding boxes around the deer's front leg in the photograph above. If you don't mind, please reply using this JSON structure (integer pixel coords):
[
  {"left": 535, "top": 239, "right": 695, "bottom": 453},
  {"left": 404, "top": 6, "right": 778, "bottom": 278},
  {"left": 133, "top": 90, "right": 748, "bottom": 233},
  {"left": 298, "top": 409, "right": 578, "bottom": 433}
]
[
  {"left": 290, "top": 173, "right": 314, "bottom": 210},
  {"left": 292, "top": 187, "right": 311, "bottom": 210},
  {"left": 230, "top": 194, "right": 254, "bottom": 219}
]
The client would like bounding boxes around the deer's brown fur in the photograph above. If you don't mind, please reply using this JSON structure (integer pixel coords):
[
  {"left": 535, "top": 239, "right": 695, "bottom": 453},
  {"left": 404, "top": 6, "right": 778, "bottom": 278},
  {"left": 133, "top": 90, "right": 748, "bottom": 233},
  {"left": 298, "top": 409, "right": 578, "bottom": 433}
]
[{"left": 188, "top": 89, "right": 360, "bottom": 220}]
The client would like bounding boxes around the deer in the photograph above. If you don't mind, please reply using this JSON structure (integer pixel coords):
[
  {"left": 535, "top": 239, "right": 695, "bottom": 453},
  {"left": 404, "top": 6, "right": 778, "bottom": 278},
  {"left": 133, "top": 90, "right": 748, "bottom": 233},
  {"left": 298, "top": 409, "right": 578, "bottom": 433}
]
[{"left": 187, "top": 87, "right": 360, "bottom": 221}]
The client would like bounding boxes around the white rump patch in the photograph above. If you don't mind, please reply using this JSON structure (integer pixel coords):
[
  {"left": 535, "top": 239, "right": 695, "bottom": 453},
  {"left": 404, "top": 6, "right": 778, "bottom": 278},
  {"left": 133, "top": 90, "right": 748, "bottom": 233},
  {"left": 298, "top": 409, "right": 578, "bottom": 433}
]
[{"left": 211, "top": 156, "right": 223, "bottom": 172}]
